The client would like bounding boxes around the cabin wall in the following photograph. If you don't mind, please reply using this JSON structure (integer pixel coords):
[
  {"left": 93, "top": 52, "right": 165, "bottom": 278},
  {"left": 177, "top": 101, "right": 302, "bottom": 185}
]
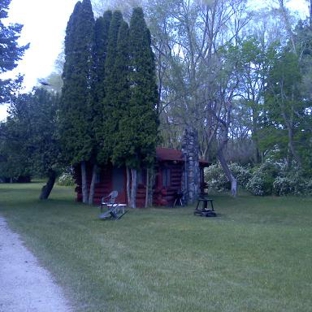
[
  {"left": 74, "top": 164, "right": 142, "bottom": 206},
  {"left": 74, "top": 159, "right": 203, "bottom": 207},
  {"left": 153, "top": 161, "right": 183, "bottom": 206},
  {"left": 74, "top": 163, "right": 113, "bottom": 205}
]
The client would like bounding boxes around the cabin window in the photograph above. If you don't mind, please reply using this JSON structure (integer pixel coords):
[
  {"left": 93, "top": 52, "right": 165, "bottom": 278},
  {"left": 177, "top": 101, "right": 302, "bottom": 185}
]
[{"left": 162, "top": 168, "right": 171, "bottom": 187}]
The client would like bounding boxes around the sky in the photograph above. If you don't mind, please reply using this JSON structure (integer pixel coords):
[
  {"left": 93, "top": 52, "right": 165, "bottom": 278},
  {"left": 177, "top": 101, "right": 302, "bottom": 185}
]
[
  {"left": 0, "top": 0, "right": 310, "bottom": 121},
  {"left": 4, "top": 0, "right": 78, "bottom": 89},
  {"left": 0, "top": 0, "right": 78, "bottom": 120}
]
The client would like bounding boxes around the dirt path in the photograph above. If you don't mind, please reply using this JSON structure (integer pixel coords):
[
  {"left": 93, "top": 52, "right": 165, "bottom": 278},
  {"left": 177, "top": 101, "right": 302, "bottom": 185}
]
[{"left": 0, "top": 216, "right": 73, "bottom": 312}]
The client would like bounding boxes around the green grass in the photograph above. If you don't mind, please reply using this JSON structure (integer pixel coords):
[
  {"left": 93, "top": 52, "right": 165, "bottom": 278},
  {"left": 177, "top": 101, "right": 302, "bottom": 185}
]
[{"left": 1, "top": 183, "right": 312, "bottom": 312}]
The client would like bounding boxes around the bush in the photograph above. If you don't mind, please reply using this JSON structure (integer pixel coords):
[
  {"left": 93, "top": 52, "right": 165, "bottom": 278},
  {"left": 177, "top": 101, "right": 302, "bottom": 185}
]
[
  {"left": 246, "top": 160, "right": 283, "bottom": 196},
  {"left": 246, "top": 158, "right": 312, "bottom": 196},
  {"left": 57, "top": 170, "right": 75, "bottom": 186},
  {"left": 273, "top": 173, "right": 312, "bottom": 196},
  {"left": 203, "top": 157, "right": 312, "bottom": 197},
  {"left": 229, "top": 163, "right": 252, "bottom": 188},
  {"left": 204, "top": 164, "right": 228, "bottom": 192},
  {"left": 272, "top": 176, "right": 295, "bottom": 196},
  {"left": 205, "top": 163, "right": 251, "bottom": 192},
  {"left": 246, "top": 174, "right": 265, "bottom": 196}
]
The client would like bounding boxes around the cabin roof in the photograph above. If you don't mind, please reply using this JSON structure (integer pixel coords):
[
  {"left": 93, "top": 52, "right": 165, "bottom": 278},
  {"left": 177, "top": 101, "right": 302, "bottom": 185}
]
[
  {"left": 156, "top": 147, "right": 210, "bottom": 166},
  {"left": 156, "top": 147, "right": 184, "bottom": 161}
]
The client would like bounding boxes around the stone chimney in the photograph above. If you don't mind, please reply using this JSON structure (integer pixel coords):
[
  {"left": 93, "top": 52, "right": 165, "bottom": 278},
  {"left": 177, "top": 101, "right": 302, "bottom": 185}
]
[{"left": 182, "top": 127, "right": 200, "bottom": 205}]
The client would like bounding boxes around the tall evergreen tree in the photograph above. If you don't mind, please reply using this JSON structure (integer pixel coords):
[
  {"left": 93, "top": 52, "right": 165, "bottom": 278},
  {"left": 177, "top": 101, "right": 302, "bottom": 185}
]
[
  {"left": 118, "top": 7, "right": 159, "bottom": 207},
  {"left": 109, "top": 20, "right": 130, "bottom": 166},
  {"left": 92, "top": 11, "right": 112, "bottom": 111},
  {"left": 0, "top": 0, "right": 29, "bottom": 103},
  {"left": 97, "top": 10, "right": 124, "bottom": 164},
  {"left": 92, "top": 10, "right": 112, "bottom": 166},
  {"left": 128, "top": 7, "right": 159, "bottom": 167},
  {"left": 60, "top": 0, "right": 95, "bottom": 203}
]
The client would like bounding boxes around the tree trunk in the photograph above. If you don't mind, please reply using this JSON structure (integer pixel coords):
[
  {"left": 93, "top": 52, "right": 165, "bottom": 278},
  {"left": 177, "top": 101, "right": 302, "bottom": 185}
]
[
  {"left": 39, "top": 169, "right": 56, "bottom": 200},
  {"left": 145, "top": 169, "right": 149, "bottom": 208},
  {"left": 286, "top": 117, "right": 302, "bottom": 168},
  {"left": 217, "top": 148, "right": 237, "bottom": 197},
  {"left": 148, "top": 167, "right": 156, "bottom": 207},
  {"left": 130, "top": 168, "right": 138, "bottom": 208},
  {"left": 217, "top": 122, "right": 237, "bottom": 197},
  {"left": 88, "top": 164, "right": 97, "bottom": 205},
  {"left": 81, "top": 161, "right": 88, "bottom": 204},
  {"left": 126, "top": 167, "right": 131, "bottom": 206}
]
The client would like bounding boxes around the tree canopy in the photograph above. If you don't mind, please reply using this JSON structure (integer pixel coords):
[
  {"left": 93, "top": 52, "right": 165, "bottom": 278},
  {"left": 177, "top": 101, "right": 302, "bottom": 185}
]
[
  {"left": 0, "top": 87, "right": 61, "bottom": 197},
  {"left": 0, "top": 0, "right": 29, "bottom": 104}
]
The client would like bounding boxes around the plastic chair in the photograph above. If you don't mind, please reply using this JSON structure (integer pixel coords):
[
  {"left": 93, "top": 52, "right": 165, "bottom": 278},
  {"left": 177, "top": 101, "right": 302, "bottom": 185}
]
[{"left": 99, "top": 191, "right": 128, "bottom": 220}]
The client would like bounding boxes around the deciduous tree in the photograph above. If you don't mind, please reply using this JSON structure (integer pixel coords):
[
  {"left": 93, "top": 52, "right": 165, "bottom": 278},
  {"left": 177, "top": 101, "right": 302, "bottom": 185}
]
[{"left": 1, "top": 88, "right": 60, "bottom": 198}]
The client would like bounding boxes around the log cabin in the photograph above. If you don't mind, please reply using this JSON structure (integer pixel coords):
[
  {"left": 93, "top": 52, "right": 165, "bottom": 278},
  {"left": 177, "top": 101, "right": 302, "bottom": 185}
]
[{"left": 74, "top": 147, "right": 209, "bottom": 207}]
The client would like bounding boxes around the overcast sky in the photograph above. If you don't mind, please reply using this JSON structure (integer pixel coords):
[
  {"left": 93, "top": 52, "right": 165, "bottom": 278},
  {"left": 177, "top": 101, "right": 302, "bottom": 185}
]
[
  {"left": 0, "top": 0, "right": 309, "bottom": 120},
  {"left": 5, "top": 0, "right": 78, "bottom": 89}
]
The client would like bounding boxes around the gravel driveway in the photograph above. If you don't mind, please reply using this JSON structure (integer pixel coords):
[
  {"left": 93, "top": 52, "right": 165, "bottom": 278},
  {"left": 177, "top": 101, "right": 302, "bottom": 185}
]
[{"left": 0, "top": 216, "right": 73, "bottom": 312}]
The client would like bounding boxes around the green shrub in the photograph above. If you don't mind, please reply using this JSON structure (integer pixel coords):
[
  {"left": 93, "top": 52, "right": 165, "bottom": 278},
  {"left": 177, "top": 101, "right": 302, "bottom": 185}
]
[
  {"left": 205, "top": 164, "right": 229, "bottom": 192},
  {"left": 229, "top": 163, "right": 252, "bottom": 187},
  {"left": 273, "top": 173, "right": 312, "bottom": 196},
  {"left": 272, "top": 176, "right": 295, "bottom": 196},
  {"left": 246, "top": 158, "right": 312, "bottom": 196},
  {"left": 205, "top": 163, "right": 251, "bottom": 192},
  {"left": 206, "top": 157, "right": 312, "bottom": 196},
  {"left": 57, "top": 170, "right": 75, "bottom": 186},
  {"left": 246, "top": 160, "right": 283, "bottom": 196},
  {"left": 246, "top": 174, "right": 265, "bottom": 196}
]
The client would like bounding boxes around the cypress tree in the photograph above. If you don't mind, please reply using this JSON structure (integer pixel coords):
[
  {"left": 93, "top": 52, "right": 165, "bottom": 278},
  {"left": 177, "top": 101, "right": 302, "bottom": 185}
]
[
  {"left": 92, "top": 11, "right": 112, "bottom": 161},
  {"left": 124, "top": 7, "right": 159, "bottom": 169},
  {"left": 111, "top": 20, "right": 130, "bottom": 165},
  {"left": 92, "top": 11, "right": 112, "bottom": 110},
  {"left": 60, "top": 0, "right": 95, "bottom": 203},
  {"left": 117, "top": 7, "right": 159, "bottom": 207},
  {"left": 97, "top": 11, "right": 124, "bottom": 164}
]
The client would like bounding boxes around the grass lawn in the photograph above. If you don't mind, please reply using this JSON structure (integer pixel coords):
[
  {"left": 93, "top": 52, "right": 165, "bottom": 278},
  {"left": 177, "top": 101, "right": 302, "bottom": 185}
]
[{"left": 1, "top": 182, "right": 312, "bottom": 312}]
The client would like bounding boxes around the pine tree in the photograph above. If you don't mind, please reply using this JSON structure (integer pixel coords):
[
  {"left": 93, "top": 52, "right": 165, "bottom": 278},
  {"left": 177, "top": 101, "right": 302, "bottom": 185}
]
[
  {"left": 0, "top": 0, "right": 29, "bottom": 103},
  {"left": 60, "top": 0, "right": 95, "bottom": 203}
]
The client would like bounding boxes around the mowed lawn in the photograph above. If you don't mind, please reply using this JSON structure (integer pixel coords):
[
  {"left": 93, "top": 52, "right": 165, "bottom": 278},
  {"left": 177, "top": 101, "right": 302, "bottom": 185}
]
[{"left": 0, "top": 182, "right": 311, "bottom": 312}]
